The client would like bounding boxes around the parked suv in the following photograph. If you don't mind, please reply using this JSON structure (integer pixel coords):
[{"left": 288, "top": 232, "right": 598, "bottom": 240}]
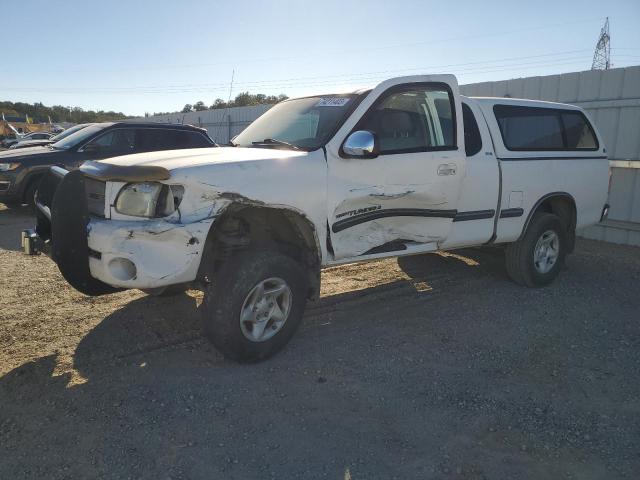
[
  {"left": 25, "top": 75, "right": 609, "bottom": 362},
  {"left": 0, "top": 122, "right": 215, "bottom": 206}
]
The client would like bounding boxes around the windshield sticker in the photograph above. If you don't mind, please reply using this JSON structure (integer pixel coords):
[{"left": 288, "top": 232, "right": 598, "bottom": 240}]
[{"left": 315, "top": 98, "right": 350, "bottom": 107}]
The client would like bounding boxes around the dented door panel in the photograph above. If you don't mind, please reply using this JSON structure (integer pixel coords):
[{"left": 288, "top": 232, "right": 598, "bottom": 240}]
[{"left": 324, "top": 75, "right": 466, "bottom": 260}]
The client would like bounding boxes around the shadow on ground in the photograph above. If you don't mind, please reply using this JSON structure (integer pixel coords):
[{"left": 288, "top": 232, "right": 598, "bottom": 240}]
[{"left": 1, "top": 242, "right": 639, "bottom": 479}]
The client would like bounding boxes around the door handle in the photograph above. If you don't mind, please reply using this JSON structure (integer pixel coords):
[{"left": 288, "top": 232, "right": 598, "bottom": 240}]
[{"left": 437, "top": 163, "right": 457, "bottom": 176}]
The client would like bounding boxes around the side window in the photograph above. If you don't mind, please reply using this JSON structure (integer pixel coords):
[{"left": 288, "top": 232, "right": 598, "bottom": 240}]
[
  {"left": 494, "top": 105, "right": 598, "bottom": 151},
  {"left": 561, "top": 112, "right": 597, "bottom": 149},
  {"left": 494, "top": 105, "right": 563, "bottom": 150},
  {"left": 357, "top": 84, "right": 456, "bottom": 154},
  {"left": 136, "top": 129, "right": 212, "bottom": 151},
  {"left": 462, "top": 103, "right": 482, "bottom": 156},
  {"left": 165, "top": 130, "right": 213, "bottom": 148},
  {"left": 184, "top": 131, "right": 213, "bottom": 148},
  {"left": 85, "top": 129, "right": 135, "bottom": 154},
  {"left": 135, "top": 129, "right": 170, "bottom": 152}
]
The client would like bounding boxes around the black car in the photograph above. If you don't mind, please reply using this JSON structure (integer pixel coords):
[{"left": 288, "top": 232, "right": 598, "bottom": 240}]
[{"left": 0, "top": 122, "right": 216, "bottom": 206}]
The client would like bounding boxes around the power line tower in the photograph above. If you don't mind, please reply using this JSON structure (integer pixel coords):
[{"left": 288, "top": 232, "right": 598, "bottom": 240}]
[{"left": 591, "top": 17, "right": 611, "bottom": 70}]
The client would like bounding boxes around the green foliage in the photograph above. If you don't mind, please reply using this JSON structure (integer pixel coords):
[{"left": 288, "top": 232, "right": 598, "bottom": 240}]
[
  {"left": 207, "top": 92, "right": 288, "bottom": 110},
  {"left": 0, "top": 100, "right": 130, "bottom": 123},
  {"left": 173, "top": 93, "right": 288, "bottom": 115},
  {"left": 193, "top": 101, "right": 208, "bottom": 111}
]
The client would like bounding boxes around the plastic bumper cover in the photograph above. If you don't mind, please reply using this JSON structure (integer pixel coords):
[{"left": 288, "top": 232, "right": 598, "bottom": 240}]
[{"left": 87, "top": 217, "right": 212, "bottom": 289}]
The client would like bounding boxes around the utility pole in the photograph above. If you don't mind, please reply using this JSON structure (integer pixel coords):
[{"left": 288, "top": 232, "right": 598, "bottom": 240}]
[
  {"left": 224, "top": 69, "right": 235, "bottom": 144},
  {"left": 591, "top": 17, "right": 611, "bottom": 70}
]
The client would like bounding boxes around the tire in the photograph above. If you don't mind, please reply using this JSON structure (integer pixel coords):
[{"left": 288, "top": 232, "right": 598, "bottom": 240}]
[
  {"left": 201, "top": 250, "right": 308, "bottom": 363},
  {"left": 142, "top": 284, "right": 189, "bottom": 297},
  {"left": 23, "top": 180, "right": 39, "bottom": 210},
  {"left": 505, "top": 212, "right": 568, "bottom": 287}
]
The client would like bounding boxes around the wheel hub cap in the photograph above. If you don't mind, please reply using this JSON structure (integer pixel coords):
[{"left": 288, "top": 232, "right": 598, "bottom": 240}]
[
  {"left": 533, "top": 230, "right": 560, "bottom": 274},
  {"left": 240, "top": 277, "right": 292, "bottom": 342}
]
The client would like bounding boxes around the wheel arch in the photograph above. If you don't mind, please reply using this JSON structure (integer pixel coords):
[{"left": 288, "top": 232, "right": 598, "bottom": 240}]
[
  {"left": 198, "top": 202, "right": 323, "bottom": 300},
  {"left": 20, "top": 170, "right": 46, "bottom": 202},
  {"left": 520, "top": 192, "right": 577, "bottom": 252}
]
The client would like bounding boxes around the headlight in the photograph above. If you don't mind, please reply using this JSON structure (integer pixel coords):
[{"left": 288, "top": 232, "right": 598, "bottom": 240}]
[
  {"left": 0, "top": 163, "right": 20, "bottom": 171},
  {"left": 115, "top": 182, "right": 184, "bottom": 218}
]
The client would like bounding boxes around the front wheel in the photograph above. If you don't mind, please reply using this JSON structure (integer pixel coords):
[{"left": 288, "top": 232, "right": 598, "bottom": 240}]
[
  {"left": 505, "top": 212, "right": 568, "bottom": 287},
  {"left": 24, "top": 180, "right": 39, "bottom": 210},
  {"left": 201, "top": 250, "right": 308, "bottom": 362}
]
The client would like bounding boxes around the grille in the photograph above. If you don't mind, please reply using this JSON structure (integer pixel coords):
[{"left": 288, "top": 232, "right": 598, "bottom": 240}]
[{"left": 85, "top": 178, "right": 106, "bottom": 217}]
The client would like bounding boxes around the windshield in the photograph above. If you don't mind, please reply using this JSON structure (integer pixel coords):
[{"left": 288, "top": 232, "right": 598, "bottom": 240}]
[
  {"left": 50, "top": 124, "right": 90, "bottom": 142},
  {"left": 233, "top": 94, "right": 362, "bottom": 150},
  {"left": 52, "top": 124, "right": 107, "bottom": 150}
]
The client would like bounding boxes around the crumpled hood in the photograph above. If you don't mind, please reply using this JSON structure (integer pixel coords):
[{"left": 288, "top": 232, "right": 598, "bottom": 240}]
[{"left": 94, "top": 147, "right": 308, "bottom": 172}]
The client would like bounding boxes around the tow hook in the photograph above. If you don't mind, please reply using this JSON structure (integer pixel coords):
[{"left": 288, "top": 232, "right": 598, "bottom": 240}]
[{"left": 21, "top": 229, "right": 42, "bottom": 255}]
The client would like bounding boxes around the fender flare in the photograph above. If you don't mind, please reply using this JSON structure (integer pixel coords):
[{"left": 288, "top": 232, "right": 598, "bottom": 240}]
[
  {"left": 18, "top": 166, "right": 53, "bottom": 201},
  {"left": 519, "top": 191, "right": 577, "bottom": 240}
]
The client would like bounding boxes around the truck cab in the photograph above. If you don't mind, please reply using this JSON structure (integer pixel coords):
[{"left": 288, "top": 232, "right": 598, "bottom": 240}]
[{"left": 24, "top": 74, "right": 609, "bottom": 362}]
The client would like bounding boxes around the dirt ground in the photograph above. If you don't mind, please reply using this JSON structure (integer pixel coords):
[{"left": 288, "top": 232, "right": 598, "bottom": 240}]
[{"left": 1, "top": 203, "right": 639, "bottom": 479}]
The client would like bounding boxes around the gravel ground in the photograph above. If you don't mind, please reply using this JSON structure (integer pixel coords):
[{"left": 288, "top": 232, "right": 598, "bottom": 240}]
[{"left": 1, "top": 204, "right": 639, "bottom": 479}]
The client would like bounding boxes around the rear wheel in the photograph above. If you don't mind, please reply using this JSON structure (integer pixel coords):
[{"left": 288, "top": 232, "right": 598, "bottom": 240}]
[
  {"left": 201, "top": 250, "right": 308, "bottom": 362},
  {"left": 505, "top": 212, "right": 568, "bottom": 287}
]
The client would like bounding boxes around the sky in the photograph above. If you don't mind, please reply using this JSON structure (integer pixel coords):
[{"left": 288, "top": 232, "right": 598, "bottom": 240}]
[{"left": 2, "top": 0, "right": 639, "bottom": 116}]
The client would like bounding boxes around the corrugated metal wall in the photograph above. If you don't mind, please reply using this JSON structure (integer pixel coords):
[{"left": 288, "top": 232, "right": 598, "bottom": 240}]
[{"left": 461, "top": 66, "right": 640, "bottom": 246}]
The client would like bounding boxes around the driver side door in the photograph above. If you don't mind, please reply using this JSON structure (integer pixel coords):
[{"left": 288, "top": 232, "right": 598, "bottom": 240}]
[{"left": 324, "top": 75, "right": 466, "bottom": 261}]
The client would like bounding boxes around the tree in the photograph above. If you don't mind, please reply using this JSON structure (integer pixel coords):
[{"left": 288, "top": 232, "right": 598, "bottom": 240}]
[
  {"left": 233, "top": 92, "right": 254, "bottom": 107},
  {"left": 203, "top": 92, "right": 289, "bottom": 111},
  {"left": 193, "top": 101, "right": 207, "bottom": 111},
  {"left": 210, "top": 98, "right": 227, "bottom": 109},
  {"left": 0, "top": 100, "right": 129, "bottom": 123},
  {"left": 181, "top": 104, "right": 193, "bottom": 113}
]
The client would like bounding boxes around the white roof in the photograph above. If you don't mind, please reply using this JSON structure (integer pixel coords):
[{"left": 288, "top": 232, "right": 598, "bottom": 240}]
[{"left": 464, "top": 95, "right": 583, "bottom": 110}]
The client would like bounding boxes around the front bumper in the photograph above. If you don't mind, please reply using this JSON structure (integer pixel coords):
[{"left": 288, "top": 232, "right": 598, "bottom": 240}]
[
  {"left": 0, "top": 174, "right": 19, "bottom": 202},
  {"left": 87, "top": 216, "right": 212, "bottom": 289},
  {"left": 25, "top": 167, "right": 212, "bottom": 294}
]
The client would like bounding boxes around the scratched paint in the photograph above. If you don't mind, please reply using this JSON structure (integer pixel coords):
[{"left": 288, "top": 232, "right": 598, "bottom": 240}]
[{"left": 85, "top": 147, "right": 327, "bottom": 289}]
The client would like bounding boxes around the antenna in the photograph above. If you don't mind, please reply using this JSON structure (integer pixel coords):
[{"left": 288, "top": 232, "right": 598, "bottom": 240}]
[
  {"left": 591, "top": 17, "right": 611, "bottom": 70},
  {"left": 226, "top": 69, "right": 235, "bottom": 106},
  {"left": 221, "top": 69, "right": 235, "bottom": 144}
]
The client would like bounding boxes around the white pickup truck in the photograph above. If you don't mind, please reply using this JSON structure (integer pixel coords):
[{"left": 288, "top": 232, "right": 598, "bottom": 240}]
[{"left": 26, "top": 74, "right": 609, "bottom": 362}]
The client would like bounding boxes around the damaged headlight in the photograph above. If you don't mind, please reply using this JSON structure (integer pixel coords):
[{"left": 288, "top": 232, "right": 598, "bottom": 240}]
[{"left": 115, "top": 182, "right": 184, "bottom": 218}]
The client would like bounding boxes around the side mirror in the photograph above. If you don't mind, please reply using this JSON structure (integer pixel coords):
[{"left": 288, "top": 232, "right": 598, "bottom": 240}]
[{"left": 343, "top": 130, "right": 379, "bottom": 158}]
